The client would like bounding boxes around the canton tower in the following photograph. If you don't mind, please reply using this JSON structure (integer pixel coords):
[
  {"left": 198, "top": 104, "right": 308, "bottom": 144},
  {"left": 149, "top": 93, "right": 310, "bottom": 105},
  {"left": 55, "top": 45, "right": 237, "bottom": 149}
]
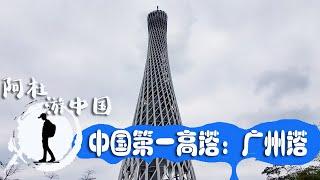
[{"left": 118, "top": 8, "right": 196, "bottom": 180}]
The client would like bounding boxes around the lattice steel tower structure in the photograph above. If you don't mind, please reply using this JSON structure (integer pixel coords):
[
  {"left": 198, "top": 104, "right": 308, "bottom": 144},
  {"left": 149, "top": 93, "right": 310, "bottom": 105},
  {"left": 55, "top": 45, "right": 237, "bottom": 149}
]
[{"left": 118, "top": 8, "right": 196, "bottom": 180}]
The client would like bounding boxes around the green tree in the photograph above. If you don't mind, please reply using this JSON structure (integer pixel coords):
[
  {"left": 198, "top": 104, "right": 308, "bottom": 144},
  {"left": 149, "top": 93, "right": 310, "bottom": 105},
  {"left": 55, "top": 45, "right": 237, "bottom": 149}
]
[{"left": 262, "top": 158, "right": 320, "bottom": 179}]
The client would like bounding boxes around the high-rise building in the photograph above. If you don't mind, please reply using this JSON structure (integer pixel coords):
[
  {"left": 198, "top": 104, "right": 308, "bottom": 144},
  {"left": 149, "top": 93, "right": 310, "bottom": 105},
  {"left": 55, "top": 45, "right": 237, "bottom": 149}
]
[{"left": 118, "top": 8, "right": 196, "bottom": 180}]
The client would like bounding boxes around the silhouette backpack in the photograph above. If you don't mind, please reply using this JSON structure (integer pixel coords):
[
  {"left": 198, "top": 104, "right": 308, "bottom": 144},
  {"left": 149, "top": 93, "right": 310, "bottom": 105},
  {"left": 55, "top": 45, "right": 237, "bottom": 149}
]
[{"left": 47, "top": 121, "right": 56, "bottom": 138}]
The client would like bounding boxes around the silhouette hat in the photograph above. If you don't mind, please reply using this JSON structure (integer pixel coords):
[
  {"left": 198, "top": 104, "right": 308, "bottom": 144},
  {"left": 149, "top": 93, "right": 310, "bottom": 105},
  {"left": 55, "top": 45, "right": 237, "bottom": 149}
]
[{"left": 38, "top": 113, "right": 47, "bottom": 119}]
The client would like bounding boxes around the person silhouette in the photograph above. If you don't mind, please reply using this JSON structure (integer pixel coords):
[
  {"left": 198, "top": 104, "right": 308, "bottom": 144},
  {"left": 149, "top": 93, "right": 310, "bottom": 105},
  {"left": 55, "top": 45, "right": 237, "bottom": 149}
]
[{"left": 38, "top": 113, "right": 56, "bottom": 163}]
